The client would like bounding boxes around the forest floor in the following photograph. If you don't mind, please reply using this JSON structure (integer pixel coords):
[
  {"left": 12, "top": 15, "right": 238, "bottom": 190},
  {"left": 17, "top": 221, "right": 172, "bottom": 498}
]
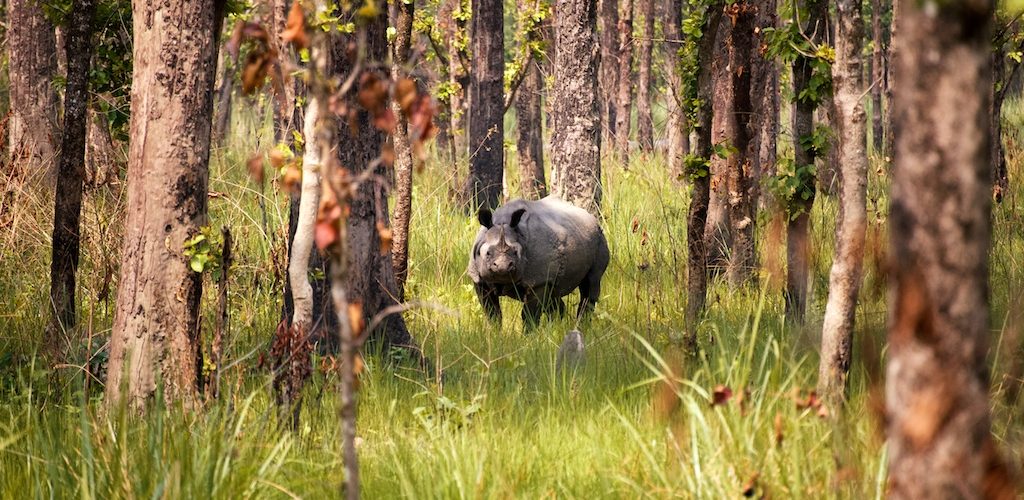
[{"left": 2, "top": 103, "right": 1024, "bottom": 498}]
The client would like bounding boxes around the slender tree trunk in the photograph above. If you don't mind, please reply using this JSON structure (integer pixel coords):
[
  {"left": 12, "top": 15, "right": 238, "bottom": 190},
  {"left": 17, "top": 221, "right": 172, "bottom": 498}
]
[
  {"left": 817, "top": 0, "right": 867, "bottom": 406},
  {"left": 290, "top": 99, "right": 322, "bottom": 331},
  {"left": 47, "top": 0, "right": 97, "bottom": 361},
  {"left": 445, "top": 0, "right": 469, "bottom": 162},
  {"left": 105, "top": 0, "right": 226, "bottom": 410},
  {"left": 883, "top": 0, "right": 896, "bottom": 157},
  {"left": 84, "top": 107, "right": 123, "bottom": 188},
  {"left": 870, "top": 0, "right": 884, "bottom": 152},
  {"left": 515, "top": 55, "right": 547, "bottom": 199},
  {"left": 213, "top": 45, "right": 234, "bottom": 144},
  {"left": 6, "top": 0, "right": 58, "bottom": 179},
  {"left": 599, "top": 0, "right": 620, "bottom": 148},
  {"left": 724, "top": 3, "right": 755, "bottom": 286},
  {"left": 684, "top": 5, "right": 722, "bottom": 345},
  {"left": 705, "top": 16, "right": 732, "bottom": 274},
  {"left": 270, "top": 0, "right": 299, "bottom": 143},
  {"left": 635, "top": 0, "right": 654, "bottom": 152},
  {"left": 752, "top": 0, "right": 778, "bottom": 209},
  {"left": 551, "top": 0, "right": 602, "bottom": 216},
  {"left": 886, "top": 0, "right": 1014, "bottom": 495},
  {"left": 613, "top": 0, "right": 634, "bottom": 158},
  {"left": 464, "top": 0, "right": 505, "bottom": 210},
  {"left": 664, "top": 0, "right": 689, "bottom": 179},
  {"left": 992, "top": 50, "right": 1012, "bottom": 202},
  {"left": 785, "top": 0, "right": 824, "bottom": 324},
  {"left": 391, "top": 0, "right": 415, "bottom": 297}
]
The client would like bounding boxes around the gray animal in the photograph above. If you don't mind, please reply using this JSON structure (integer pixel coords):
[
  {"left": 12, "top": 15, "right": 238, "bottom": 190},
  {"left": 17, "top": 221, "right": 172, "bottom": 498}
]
[
  {"left": 467, "top": 196, "right": 610, "bottom": 328},
  {"left": 556, "top": 330, "right": 585, "bottom": 373}
]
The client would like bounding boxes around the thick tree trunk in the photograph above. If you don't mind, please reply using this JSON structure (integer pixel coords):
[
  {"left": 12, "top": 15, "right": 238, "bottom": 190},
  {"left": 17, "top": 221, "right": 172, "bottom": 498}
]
[
  {"left": 785, "top": 0, "right": 824, "bottom": 324},
  {"left": 613, "top": 0, "right": 634, "bottom": 158},
  {"left": 551, "top": 0, "right": 602, "bottom": 216},
  {"left": 47, "top": 0, "right": 97, "bottom": 360},
  {"left": 663, "top": 0, "right": 689, "bottom": 179},
  {"left": 85, "top": 107, "right": 123, "bottom": 187},
  {"left": 599, "top": 0, "right": 620, "bottom": 147},
  {"left": 331, "top": 18, "right": 423, "bottom": 358},
  {"left": 635, "top": 0, "right": 654, "bottom": 152},
  {"left": 885, "top": 0, "right": 1012, "bottom": 496},
  {"left": 515, "top": 56, "right": 547, "bottom": 199},
  {"left": 724, "top": 3, "right": 755, "bottom": 286},
  {"left": 105, "top": 0, "right": 225, "bottom": 410},
  {"left": 6, "top": 0, "right": 58, "bottom": 179},
  {"left": 817, "top": 0, "right": 867, "bottom": 406},
  {"left": 464, "top": 0, "right": 505, "bottom": 210},
  {"left": 684, "top": 5, "right": 722, "bottom": 345},
  {"left": 391, "top": 0, "right": 415, "bottom": 297},
  {"left": 870, "top": 0, "right": 884, "bottom": 152}
]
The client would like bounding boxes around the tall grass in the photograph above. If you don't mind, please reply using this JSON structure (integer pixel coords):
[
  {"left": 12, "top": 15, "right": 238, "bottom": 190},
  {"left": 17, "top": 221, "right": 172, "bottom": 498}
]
[{"left": 0, "top": 100, "right": 1022, "bottom": 498}]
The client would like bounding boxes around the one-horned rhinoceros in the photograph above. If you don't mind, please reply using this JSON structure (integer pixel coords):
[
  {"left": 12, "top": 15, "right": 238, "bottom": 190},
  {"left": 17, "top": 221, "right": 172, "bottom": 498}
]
[{"left": 467, "top": 196, "right": 610, "bottom": 327}]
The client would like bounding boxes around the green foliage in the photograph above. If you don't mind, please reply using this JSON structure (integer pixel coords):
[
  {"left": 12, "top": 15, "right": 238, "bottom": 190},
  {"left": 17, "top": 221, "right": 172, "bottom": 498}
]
[
  {"left": 766, "top": 157, "right": 816, "bottom": 217},
  {"left": 183, "top": 226, "right": 225, "bottom": 281},
  {"left": 763, "top": 22, "right": 833, "bottom": 107},
  {"left": 683, "top": 153, "right": 710, "bottom": 181}
]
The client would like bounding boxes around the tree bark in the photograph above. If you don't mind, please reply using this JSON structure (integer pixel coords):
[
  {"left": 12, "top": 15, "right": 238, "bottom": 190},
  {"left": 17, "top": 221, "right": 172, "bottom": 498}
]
[
  {"left": 684, "top": 5, "right": 722, "bottom": 345},
  {"left": 724, "top": 3, "right": 756, "bottom": 287},
  {"left": 785, "top": 0, "right": 825, "bottom": 324},
  {"left": 817, "top": 0, "right": 867, "bottom": 406},
  {"left": 6, "top": 0, "right": 58, "bottom": 179},
  {"left": 663, "top": 0, "right": 689, "bottom": 179},
  {"left": 752, "top": 0, "right": 778, "bottom": 210},
  {"left": 464, "top": 0, "right": 505, "bottom": 210},
  {"left": 443, "top": 0, "right": 469, "bottom": 162},
  {"left": 290, "top": 99, "right": 323, "bottom": 331},
  {"left": 870, "top": 0, "right": 885, "bottom": 152},
  {"left": 705, "top": 16, "right": 732, "bottom": 274},
  {"left": 599, "top": 0, "right": 620, "bottom": 147},
  {"left": 85, "top": 107, "right": 123, "bottom": 188},
  {"left": 886, "top": 0, "right": 1013, "bottom": 496},
  {"left": 550, "top": 0, "right": 602, "bottom": 216},
  {"left": 105, "top": 0, "right": 226, "bottom": 410},
  {"left": 613, "top": 0, "right": 634, "bottom": 158},
  {"left": 331, "top": 17, "right": 423, "bottom": 358},
  {"left": 47, "top": 0, "right": 97, "bottom": 361},
  {"left": 635, "top": 0, "right": 654, "bottom": 152},
  {"left": 515, "top": 55, "right": 547, "bottom": 199},
  {"left": 391, "top": 0, "right": 415, "bottom": 297},
  {"left": 270, "top": 0, "right": 300, "bottom": 144}
]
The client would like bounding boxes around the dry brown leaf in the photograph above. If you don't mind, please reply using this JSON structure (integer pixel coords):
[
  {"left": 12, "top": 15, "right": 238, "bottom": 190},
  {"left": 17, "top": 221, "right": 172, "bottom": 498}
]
[
  {"left": 281, "top": 1, "right": 308, "bottom": 50},
  {"left": 348, "top": 301, "right": 365, "bottom": 337},
  {"left": 376, "top": 221, "right": 393, "bottom": 255},
  {"left": 395, "top": 78, "right": 418, "bottom": 114},
  {"left": 711, "top": 385, "right": 732, "bottom": 407},
  {"left": 246, "top": 154, "right": 265, "bottom": 185}
]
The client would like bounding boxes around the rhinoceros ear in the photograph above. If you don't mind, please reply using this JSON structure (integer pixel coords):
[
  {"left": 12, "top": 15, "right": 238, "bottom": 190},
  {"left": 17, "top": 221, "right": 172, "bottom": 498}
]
[
  {"left": 478, "top": 208, "right": 494, "bottom": 228},
  {"left": 509, "top": 208, "right": 527, "bottom": 229}
]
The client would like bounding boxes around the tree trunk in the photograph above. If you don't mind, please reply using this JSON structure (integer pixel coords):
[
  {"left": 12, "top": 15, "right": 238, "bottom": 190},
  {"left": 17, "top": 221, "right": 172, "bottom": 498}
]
[
  {"left": 886, "top": 0, "right": 1013, "bottom": 495},
  {"left": 599, "top": 0, "right": 620, "bottom": 147},
  {"left": 551, "top": 0, "right": 602, "bottom": 216},
  {"left": 883, "top": 0, "right": 896, "bottom": 157},
  {"left": 464, "top": 0, "right": 505, "bottom": 210},
  {"left": 85, "top": 107, "right": 123, "bottom": 188},
  {"left": 290, "top": 98, "right": 323, "bottom": 331},
  {"left": 515, "top": 55, "right": 547, "bottom": 199},
  {"left": 105, "top": 0, "right": 226, "bottom": 410},
  {"left": 635, "top": 0, "right": 654, "bottom": 152},
  {"left": 991, "top": 49, "right": 1011, "bottom": 202},
  {"left": 684, "top": 5, "right": 722, "bottom": 345},
  {"left": 6, "top": 0, "right": 58, "bottom": 180},
  {"left": 391, "top": 0, "right": 415, "bottom": 297},
  {"left": 663, "top": 0, "right": 689, "bottom": 179},
  {"left": 212, "top": 45, "right": 234, "bottom": 144},
  {"left": 785, "top": 0, "right": 824, "bottom": 324},
  {"left": 752, "top": 0, "right": 778, "bottom": 210},
  {"left": 444, "top": 0, "right": 469, "bottom": 162},
  {"left": 613, "top": 0, "right": 634, "bottom": 158},
  {"left": 270, "top": 0, "right": 300, "bottom": 144},
  {"left": 870, "top": 0, "right": 884, "bottom": 152},
  {"left": 705, "top": 16, "right": 732, "bottom": 274},
  {"left": 331, "top": 19, "right": 423, "bottom": 359},
  {"left": 47, "top": 0, "right": 97, "bottom": 361},
  {"left": 724, "top": 3, "right": 755, "bottom": 286},
  {"left": 817, "top": 0, "right": 867, "bottom": 407}
]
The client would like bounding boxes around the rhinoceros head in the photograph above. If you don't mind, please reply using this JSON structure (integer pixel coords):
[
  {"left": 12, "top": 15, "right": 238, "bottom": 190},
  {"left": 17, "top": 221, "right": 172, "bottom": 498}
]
[{"left": 475, "top": 207, "right": 527, "bottom": 283}]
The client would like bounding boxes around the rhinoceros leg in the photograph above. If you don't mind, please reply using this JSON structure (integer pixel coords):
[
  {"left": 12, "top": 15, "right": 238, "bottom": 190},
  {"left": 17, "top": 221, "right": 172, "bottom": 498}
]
[
  {"left": 475, "top": 283, "right": 502, "bottom": 321},
  {"left": 576, "top": 267, "right": 603, "bottom": 319},
  {"left": 522, "top": 297, "right": 544, "bottom": 331}
]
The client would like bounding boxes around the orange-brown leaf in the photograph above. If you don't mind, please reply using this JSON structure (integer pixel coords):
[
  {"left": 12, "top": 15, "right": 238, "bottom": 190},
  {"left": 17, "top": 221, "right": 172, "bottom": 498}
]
[
  {"left": 282, "top": 162, "right": 302, "bottom": 192},
  {"left": 376, "top": 221, "right": 393, "bottom": 255},
  {"left": 247, "top": 154, "right": 265, "bottom": 185},
  {"left": 269, "top": 148, "right": 287, "bottom": 169},
  {"left": 348, "top": 301, "right": 365, "bottom": 337},
  {"left": 774, "top": 413, "right": 784, "bottom": 447},
  {"left": 226, "top": 21, "right": 245, "bottom": 60},
  {"left": 395, "top": 78, "right": 418, "bottom": 114},
  {"left": 711, "top": 385, "right": 732, "bottom": 406},
  {"left": 241, "top": 52, "right": 270, "bottom": 95},
  {"left": 282, "top": 1, "right": 309, "bottom": 49}
]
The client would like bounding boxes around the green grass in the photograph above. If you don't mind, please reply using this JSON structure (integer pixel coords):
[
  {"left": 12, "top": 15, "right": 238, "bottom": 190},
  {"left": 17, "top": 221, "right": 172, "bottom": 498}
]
[{"left": 1, "top": 101, "right": 1023, "bottom": 498}]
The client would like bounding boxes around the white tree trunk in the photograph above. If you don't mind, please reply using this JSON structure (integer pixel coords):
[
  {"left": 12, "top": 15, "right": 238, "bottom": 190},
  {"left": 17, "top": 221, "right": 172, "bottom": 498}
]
[{"left": 289, "top": 98, "right": 322, "bottom": 329}]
